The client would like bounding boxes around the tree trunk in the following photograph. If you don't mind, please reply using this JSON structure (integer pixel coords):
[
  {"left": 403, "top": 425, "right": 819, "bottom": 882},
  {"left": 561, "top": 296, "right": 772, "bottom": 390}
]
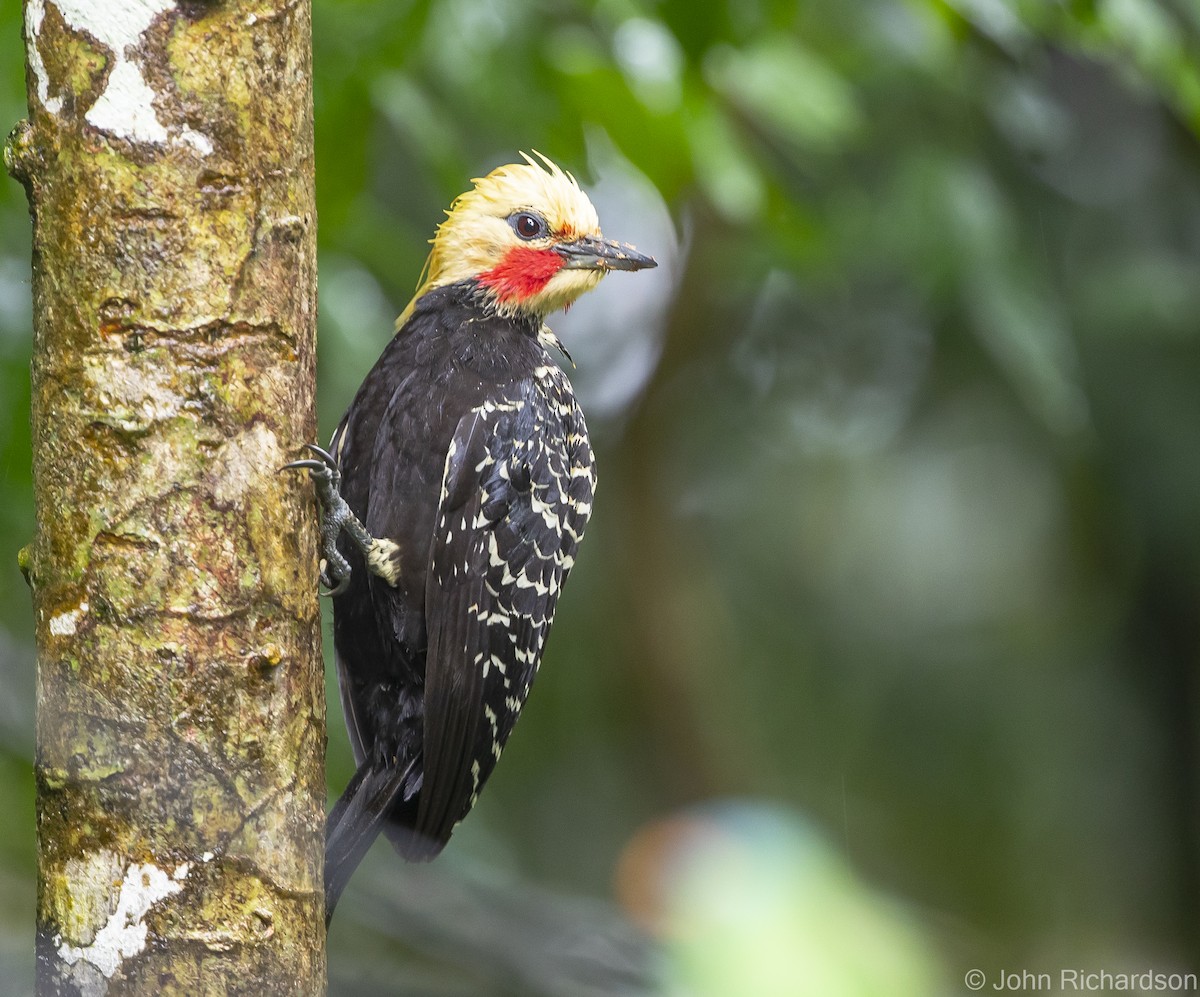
[{"left": 6, "top": 1, "right": 326, "bottom": 993}]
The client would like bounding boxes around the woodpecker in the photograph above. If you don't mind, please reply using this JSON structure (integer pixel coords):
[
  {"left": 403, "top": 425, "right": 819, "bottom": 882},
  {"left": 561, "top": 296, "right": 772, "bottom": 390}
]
[{"left": 286, "top": 153, "right": 656, "bottom": 923}]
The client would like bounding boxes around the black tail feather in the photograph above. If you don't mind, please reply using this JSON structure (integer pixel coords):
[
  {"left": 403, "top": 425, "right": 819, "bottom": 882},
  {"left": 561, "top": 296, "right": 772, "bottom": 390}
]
[{"left": 324, "top": 756, "right": 422, "bottom": 926}]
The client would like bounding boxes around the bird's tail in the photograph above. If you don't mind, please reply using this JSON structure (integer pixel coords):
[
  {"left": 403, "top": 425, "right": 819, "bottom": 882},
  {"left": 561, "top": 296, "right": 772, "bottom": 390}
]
[{"left": 324, "top": 756, "right": 422, "bottom": 926}]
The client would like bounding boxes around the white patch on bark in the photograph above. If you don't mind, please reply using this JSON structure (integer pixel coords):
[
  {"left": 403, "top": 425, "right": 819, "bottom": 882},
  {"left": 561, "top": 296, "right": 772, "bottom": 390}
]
[
  {"left": 179, "top": 127, "right": 215, "bottom": 155},
  {"left": 87, "top": 59, "right": 169, "bottom": 144},
  {"left": 28, "top": 0, "right": 214, "bottom": 155},
  {"left": 24, "top": 0, "right": 63, "bottom": 114},
  {"left": 49, "top": 601, "right": 88, "bottom": 636},
  {"left": 57, "top": 858, "right": 191, "bottom": 979}
]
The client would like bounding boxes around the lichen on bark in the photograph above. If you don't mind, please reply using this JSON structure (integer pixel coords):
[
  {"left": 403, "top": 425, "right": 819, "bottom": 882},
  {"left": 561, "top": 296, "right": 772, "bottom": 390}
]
[{"left": 8, "top": 1, "right": 326, "bottom": 993}]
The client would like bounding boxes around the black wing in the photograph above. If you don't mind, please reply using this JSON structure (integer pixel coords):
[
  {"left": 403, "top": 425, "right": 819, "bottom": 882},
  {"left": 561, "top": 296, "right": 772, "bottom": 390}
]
[{"left": 413, "top": 374, "right": 595, "bottom": 850}]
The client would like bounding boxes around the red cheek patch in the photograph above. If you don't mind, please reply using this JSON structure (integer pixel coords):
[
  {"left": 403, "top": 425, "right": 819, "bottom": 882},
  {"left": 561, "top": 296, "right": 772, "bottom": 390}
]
[{"left": 478, "top": 247, "right": 565, "bottom": 304}]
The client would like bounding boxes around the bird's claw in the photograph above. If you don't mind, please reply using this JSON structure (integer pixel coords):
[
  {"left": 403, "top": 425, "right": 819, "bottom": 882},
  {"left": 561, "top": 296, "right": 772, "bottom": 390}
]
[
  {"left": 321, "top": 570, "right": 351, "bottom": 597},
  {"left": 302, "top": 442, "right": 338, "bottom": 464},
  {"left": 282, "top": 443, "right": 354, "bottom": 595},
  {"left": 282, "top": 444, "right": 342, "bottom": 501}
]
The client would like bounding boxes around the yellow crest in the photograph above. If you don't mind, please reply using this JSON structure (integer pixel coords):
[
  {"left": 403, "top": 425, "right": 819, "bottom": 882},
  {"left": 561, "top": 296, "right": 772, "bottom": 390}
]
[{"left": 396, "top": 152, "right": 605, "bottom": 325}]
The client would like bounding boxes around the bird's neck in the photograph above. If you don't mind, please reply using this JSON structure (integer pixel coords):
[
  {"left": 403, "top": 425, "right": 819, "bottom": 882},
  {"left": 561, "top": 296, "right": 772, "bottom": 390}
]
[{"left": 404, "top": 280, "right": 546, "bottom": 337}]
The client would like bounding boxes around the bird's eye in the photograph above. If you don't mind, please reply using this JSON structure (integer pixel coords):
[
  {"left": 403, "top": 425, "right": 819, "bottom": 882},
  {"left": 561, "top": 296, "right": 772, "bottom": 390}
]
[{"left": 510, "top": 212, "right": 547, "bottom": 240}]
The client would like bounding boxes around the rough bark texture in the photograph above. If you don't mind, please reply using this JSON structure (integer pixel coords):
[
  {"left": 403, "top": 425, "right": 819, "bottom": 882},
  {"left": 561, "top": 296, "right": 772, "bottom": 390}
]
[{"left": 6, "top": 1, "right": 326, "bottom": 993}]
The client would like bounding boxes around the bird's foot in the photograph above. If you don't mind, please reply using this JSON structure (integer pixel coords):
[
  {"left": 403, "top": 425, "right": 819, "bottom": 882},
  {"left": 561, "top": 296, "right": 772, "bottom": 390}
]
[{"left": 282, "top": 444, "right": 373, "bottom": 596}]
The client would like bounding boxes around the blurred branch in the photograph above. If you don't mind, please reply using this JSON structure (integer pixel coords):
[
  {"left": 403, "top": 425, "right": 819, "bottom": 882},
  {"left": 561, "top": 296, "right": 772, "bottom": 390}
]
[{"left": 334, "top": 859, "right": 657, "bottom": 997}]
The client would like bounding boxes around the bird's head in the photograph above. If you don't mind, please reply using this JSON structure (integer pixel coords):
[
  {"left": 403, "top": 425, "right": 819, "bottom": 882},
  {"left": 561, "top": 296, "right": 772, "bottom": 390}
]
[{"left": 398, "top": 152, "right": 656, "bottom": 327}]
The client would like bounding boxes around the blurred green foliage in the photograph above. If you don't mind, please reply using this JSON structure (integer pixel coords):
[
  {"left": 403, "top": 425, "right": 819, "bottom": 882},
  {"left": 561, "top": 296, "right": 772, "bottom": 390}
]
[{"left": 3, "top": 0, "right": 1200, "bottom": 993}]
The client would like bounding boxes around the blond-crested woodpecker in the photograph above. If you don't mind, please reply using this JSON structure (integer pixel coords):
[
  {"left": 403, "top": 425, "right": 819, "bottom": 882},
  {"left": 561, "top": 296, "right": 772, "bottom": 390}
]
[{"left": 287, "top": 154, "right": 656, "bottom": 923}]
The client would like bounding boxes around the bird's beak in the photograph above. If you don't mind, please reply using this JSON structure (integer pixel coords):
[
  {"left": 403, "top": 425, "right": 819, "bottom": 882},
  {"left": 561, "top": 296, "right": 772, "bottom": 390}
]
[{"left": 554, "top": 236, "right": 657, "bottom": 272}]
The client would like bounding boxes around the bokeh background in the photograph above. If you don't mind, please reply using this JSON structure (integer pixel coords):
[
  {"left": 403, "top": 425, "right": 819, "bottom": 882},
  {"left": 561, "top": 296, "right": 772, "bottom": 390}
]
[{"left": 2, "top": 1, "right": 1199, "bottom": 994}]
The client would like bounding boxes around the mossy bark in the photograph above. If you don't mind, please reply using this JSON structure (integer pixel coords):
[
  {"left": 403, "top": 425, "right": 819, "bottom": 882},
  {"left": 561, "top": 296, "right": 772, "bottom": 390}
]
[{"left": 6, "top": 1, "right": 325, "bottom": 993}]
